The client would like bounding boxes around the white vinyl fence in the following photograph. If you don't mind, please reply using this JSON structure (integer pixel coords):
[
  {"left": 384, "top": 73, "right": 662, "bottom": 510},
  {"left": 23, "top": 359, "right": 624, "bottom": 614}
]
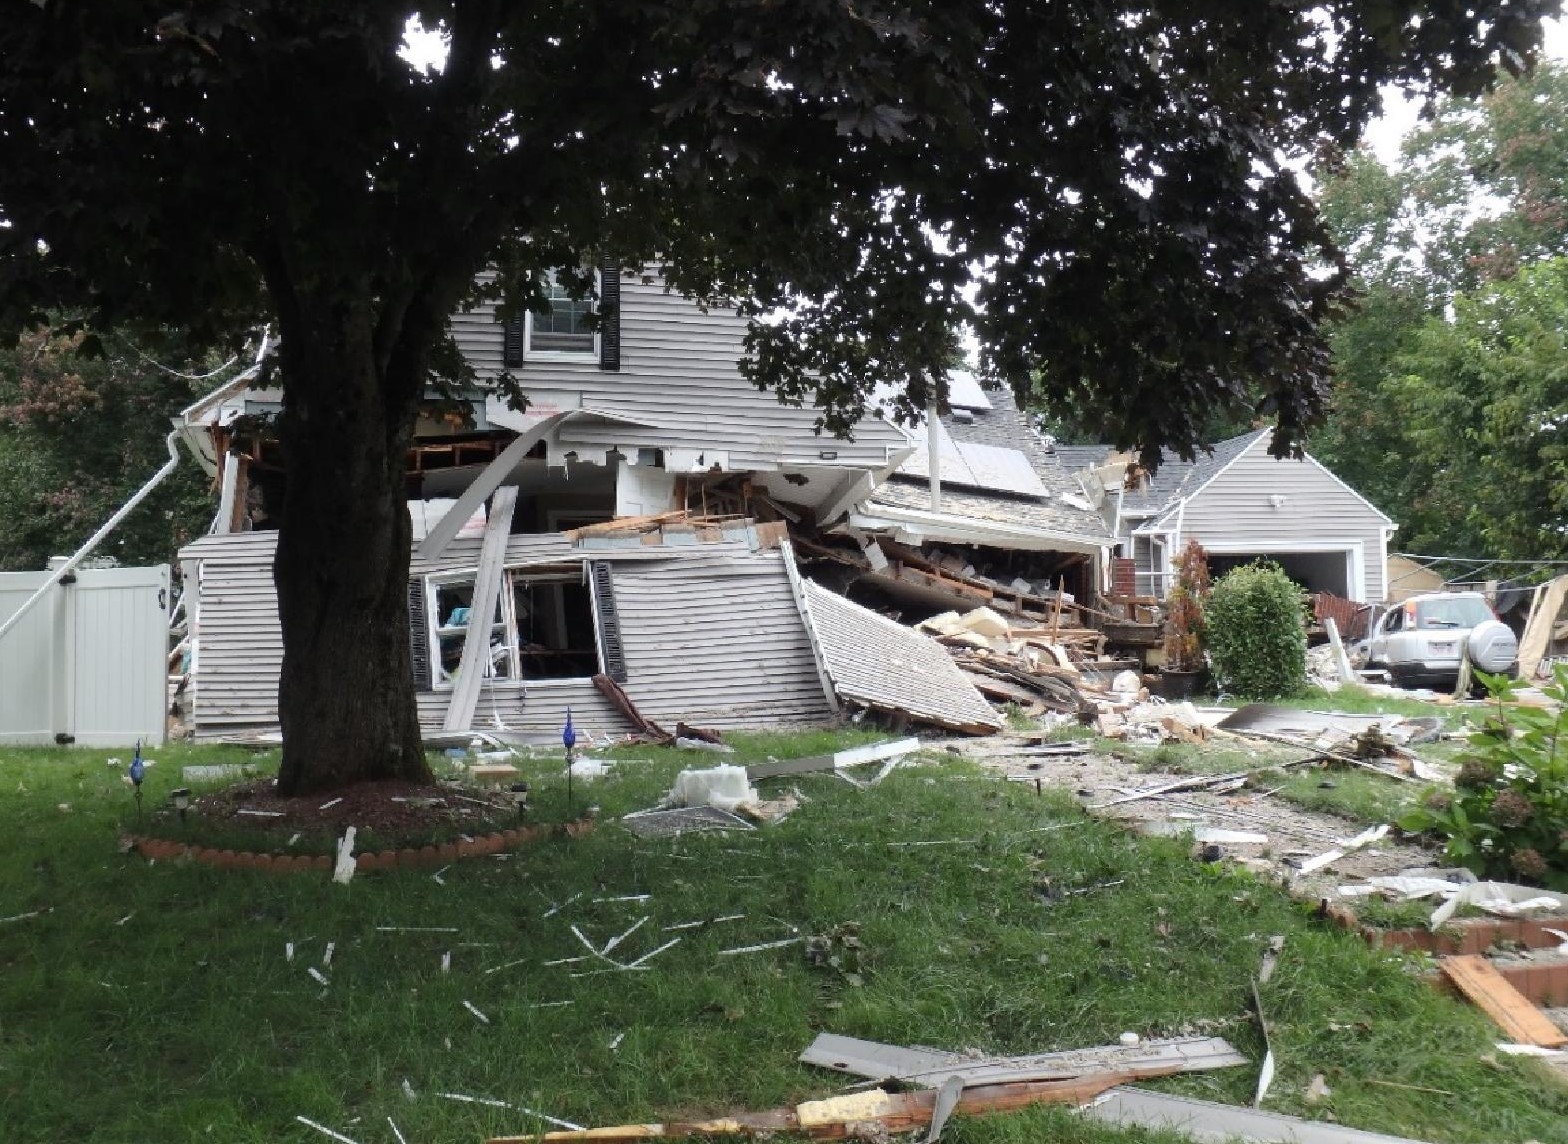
[{"left": 0, "top": 565, "right": 170, "bottom": 746}]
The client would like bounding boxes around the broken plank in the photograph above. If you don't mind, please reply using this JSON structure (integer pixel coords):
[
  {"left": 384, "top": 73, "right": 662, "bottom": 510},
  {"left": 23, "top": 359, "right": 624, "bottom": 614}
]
[
  {"left": 1439, "top": 954, "right": 1568, "bottom": 1047},
  {"left": 746, "top": 737, "right": 920, "bottom": 781},
  {"left": 486, "top": 1076, "right": 1137, "bottom": 1144},
  {"left": 799, "top": 1033, "right": 1247, "bottom": 1088}
]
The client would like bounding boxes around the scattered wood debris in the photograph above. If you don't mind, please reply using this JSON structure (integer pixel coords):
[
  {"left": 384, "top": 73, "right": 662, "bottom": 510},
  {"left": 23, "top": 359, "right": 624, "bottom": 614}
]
[{"left": 486, "top": 1075, "right": 1139, "bottom": 1144}]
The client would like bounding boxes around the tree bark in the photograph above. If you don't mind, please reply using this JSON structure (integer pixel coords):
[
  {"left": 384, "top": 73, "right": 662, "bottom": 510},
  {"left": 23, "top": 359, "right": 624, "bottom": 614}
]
[{"left": 272, "top": 293, "right": 432, "bottom": 796}]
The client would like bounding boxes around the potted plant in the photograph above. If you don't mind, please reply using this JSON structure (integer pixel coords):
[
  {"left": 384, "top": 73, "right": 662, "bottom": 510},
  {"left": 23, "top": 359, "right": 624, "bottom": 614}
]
[{"left": 1160, "top": 540, "right": 1211, "bottom": 699}]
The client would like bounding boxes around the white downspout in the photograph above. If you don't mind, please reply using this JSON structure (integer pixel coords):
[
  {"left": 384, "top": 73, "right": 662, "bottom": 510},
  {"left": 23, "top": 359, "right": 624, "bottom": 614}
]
[{"left": 926, "top": 396, "right": 942, "bottom": 513}]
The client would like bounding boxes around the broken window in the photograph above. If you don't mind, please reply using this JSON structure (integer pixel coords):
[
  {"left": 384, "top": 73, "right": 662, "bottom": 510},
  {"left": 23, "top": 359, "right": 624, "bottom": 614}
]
[
  {"left": 423, "top": 565, "right": 601, "bottom": 688},
  {"left": 430, "top": 577, "right": 512, "bottom": 686}
]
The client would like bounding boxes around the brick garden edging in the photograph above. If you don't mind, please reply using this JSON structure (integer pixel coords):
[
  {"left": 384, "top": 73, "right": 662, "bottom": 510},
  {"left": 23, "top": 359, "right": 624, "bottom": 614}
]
[
  {"left": 1324, "top": 903, "right": 1568, "bottom": 1006},
  {"left": 124, "top": 818, "right": 595, "bottom": 873}
]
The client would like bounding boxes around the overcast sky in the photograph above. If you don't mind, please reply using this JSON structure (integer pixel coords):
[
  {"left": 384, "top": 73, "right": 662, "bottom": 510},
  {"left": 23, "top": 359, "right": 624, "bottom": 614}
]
[{"left": 1362, "top": 17, "right": 1567, "bottom": 163}]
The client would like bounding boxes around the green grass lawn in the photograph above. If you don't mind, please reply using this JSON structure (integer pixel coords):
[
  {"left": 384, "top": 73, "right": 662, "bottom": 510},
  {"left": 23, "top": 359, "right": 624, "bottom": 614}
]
[{"left": 2, "top": 735, "right": 1566, "bottom": 1144}]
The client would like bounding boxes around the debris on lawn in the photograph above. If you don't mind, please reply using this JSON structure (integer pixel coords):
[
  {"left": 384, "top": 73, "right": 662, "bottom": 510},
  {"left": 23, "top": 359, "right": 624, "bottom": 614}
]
[
  {"left": 463, "top": 999, "right": 490, "bottom": 1024},
  {"left": 715, "top": 936, "right": 803, "bottom": 957},
  {"left": 620, "top": 806, "right": 755, "bottom": 838},
  {"left": 745, "top": 737, "right": 920, "bottom": 781},
  {"left": 1337, "top": 873, "right": 1562, "bottom": 929},
  {"left": 486, "top": 1075, "right": 1139, "bottom": 1144},
  {"left": 670, "top": 765, "right": 758, "bottom": 812},
  {"left": 1439, "top": 955, "right": 1568, "bottom": 1048},
  {"left": 804, "top": 923, "right": 865, "bottom": 986},
  {"left": 294, "top": 1114, "right": 362, "bottom": 1144},
  {"left": 331, "top": 827, "right": 357, "bottom": 885},
  {"left": 798, "top": 1032, "right": 1247, "bottom": 1087},
  {"left": 1082, "top": 1086, "right": 1440, "bottom": 1144}
]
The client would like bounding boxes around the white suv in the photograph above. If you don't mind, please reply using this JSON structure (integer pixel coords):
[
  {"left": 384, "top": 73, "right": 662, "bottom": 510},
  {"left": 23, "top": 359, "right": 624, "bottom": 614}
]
[{"left": 1365, "top": 591, "right": 1519, "bottom": 689}]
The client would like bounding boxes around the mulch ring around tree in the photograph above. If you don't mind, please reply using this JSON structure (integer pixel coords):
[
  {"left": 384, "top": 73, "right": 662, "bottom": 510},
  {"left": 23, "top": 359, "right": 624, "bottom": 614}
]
[
  {"left": 192, "top": 778, "right": 515, "bottom": 838},
  {"left": 126, "top": 778, "right": 588, "bottom": 872}
]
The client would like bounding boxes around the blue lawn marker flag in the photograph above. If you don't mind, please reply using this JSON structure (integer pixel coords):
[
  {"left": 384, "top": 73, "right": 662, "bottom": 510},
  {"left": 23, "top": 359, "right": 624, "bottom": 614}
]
[
  {"left": 562, "top": 709, "right": 577, "bottom": 752},
  {"left": 129, "top": 740, "right": 145, "bottom": 788}
]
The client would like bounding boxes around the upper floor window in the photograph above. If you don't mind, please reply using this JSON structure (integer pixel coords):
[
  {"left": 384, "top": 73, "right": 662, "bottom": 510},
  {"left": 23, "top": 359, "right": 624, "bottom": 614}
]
[
  {"left": 501, "top": 262, "right": 621, "bottom": 371},
  {"left": 528, "top": 272, "right": 598, "bottom": 358}
]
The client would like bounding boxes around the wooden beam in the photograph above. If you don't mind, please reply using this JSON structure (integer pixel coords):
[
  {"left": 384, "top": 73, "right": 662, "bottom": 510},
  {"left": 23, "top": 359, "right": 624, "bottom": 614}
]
[
  {"left": 416, "top": 412, "right": 573, "bottom": 560},
  {"left": 1440, "top": 955, "right": 1568, "bottom": 1047},
  {"left": 442, "top": 485, "right": 519, "bottom": 733},
  {"left": 486, "top": 1075, "right": 1138, "bottom": 1144}
]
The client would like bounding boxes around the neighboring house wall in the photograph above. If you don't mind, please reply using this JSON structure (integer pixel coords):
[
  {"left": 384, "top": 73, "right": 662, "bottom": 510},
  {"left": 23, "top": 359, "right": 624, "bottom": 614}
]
[
  {"left": 182, "top": 530, "right": 832, "bottom": 744},
  {"left": 1153, "top": 432, "right": 1392, "bottom": 602},
  {"left": 449, "top": 269, "right": 908, "bottom": 474}
]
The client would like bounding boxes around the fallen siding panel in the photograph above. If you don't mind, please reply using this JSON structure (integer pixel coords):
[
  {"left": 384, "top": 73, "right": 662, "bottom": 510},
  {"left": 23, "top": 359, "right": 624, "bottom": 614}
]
[
  {"left": 611, "top": 551, "right": 835, "bottom": 730},
  {"left": 800, "top": 580, "right": 1003, "bottom": 734},
  {"left": 182, "top": 532, "right": 822, "bottom": 742}
]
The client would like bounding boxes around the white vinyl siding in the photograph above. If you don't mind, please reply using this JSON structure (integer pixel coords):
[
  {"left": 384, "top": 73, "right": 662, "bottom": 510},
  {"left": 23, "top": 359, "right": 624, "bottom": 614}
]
[
  {"left": 450, "top": 268, "right": 908, "bottom": 472},
  {"left": 180, "top": 531, "right": 833, "bottom": 744},
  {"left": 1165, "top": 434, "right": 1390, "bottom": 601}
]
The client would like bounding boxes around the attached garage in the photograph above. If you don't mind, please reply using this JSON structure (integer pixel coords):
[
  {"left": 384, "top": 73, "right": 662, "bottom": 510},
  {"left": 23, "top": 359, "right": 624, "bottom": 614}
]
[{"left": 1115, "top": 428, "right": 1395, "bottom": 603}]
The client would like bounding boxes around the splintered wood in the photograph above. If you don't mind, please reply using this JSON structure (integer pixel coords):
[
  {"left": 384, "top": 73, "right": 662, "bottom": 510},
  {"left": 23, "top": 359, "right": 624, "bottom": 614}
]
[
  {"left": 485, "top": 1075, "right": 1137, "bottom": 1144},
  {"left": 1440, "top": 955, "right": 1568, "bottom": 1048}
]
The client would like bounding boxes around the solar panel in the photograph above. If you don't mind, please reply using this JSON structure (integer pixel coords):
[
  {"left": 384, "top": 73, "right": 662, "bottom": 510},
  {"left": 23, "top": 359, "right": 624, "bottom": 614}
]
[{"left": 944, "top": 369, "right": 993, "bottom": 411}]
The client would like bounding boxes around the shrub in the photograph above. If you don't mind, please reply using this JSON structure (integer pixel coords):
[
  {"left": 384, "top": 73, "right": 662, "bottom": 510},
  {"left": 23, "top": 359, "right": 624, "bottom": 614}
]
[
  {"left": 1204, "top": 561, "right": 1306, "bottom": 698},
  {"left": 1397, "top": 665, "right": 1568, "bottom": 888},
  {"left": 1163, "top": 540, "right": 1210, "bottom": 672}
]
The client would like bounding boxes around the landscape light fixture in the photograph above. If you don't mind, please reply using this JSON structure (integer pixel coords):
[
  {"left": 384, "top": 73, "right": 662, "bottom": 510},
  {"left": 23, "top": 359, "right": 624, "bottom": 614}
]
[
  {"left": 171, "top": 788, "right": 191, "bottom": 823},
  {"left": 129, "top": 740, "right": 146, "bottom": 824},
  {"left": 562, "top": 708, "right": 577, "bottom": 816},
  {"left": 509, "top": 782, "right": 530, "bottom": 821}
]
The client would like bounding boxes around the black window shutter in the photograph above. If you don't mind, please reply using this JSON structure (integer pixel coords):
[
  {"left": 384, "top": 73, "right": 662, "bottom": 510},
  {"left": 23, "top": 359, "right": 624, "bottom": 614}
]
[
  {"left": 589, "top": 561, "right": 627, "bottom": 682},
  {"left": 502, "top": 313, "right": 526, "bottom": 369},
  {"left": 407, "top": 577, "right": 433, "bottom": 691},
  {"left": 598, "top": 260, "right": 621, "bottom": 371}
]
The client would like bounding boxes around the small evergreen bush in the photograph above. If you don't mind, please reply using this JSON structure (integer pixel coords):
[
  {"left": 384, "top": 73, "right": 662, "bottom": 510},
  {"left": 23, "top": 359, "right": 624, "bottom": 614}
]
[{"left": 1204, "top": 561, "right": 1306, "bottom": 698}]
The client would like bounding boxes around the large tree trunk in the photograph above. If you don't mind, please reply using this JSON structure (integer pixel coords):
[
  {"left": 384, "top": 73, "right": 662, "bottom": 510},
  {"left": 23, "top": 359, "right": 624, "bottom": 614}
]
[{"left": 272, "top": 296, "right": 432, "bottom": 796}]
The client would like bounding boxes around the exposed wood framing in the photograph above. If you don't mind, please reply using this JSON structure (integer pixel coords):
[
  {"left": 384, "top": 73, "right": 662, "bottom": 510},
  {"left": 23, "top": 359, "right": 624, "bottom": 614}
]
[{"left": 417, "top": 412, "right": 573, "bottom": 560}]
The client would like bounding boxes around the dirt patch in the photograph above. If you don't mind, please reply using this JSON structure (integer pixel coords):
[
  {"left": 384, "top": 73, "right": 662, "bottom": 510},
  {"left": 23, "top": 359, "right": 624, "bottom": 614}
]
[{"left": 170, "top": 778, "right": 516, "bottom": 847}]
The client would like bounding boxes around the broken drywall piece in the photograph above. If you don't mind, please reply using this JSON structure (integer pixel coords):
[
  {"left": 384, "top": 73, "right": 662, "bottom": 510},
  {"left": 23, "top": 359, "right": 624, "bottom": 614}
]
[
  {"left": 1338, "top": 824, "right": 1390, "bottom": 851},
  {"left": 921, "top": 1076, "right": 965, "bottom": 1144},
  {"left": 1430, "top": 880, "right": 1562, "bottom": 929},
  {"left": 670, "top": 765, "right": 758, "bottom": 812},
  {"left": 331, "top": 827, "right": 357, "bottom": 885}
]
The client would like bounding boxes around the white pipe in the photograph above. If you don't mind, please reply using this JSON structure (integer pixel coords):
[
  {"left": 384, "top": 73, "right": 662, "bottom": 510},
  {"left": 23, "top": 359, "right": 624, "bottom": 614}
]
[
  {"left": 0, "top": 333, "right": 271, "bottom": 646},
  {"left": 0, "top": 429, "right": 182, "bottom": 645},
  {"left": 926, "top": 395, "right": 942, "bottom": 513}
]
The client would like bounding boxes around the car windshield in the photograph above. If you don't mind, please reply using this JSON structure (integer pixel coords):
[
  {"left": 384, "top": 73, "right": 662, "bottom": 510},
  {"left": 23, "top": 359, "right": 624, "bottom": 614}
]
[{"left": 1415, "top": 597, "right": 1492, "bottom": 630}]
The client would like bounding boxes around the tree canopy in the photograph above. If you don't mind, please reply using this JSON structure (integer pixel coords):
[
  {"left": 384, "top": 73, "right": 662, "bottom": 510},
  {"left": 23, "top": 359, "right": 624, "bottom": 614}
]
[
  {"left": 1313, "top": 59, "right": 1568, "bottom": 561},
  {"left": 0, "top": 329, "right": 213, "bottom": 571},
  {"left": 0, "top": 2, "right": 1554, "bottom": 791}
]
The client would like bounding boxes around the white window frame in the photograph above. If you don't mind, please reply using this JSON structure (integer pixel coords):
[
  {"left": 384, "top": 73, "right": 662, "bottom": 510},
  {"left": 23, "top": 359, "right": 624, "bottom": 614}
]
[
  {"left": 424, "top": 564, "right": 600, "bottom": 691},
  {"left": 525, "top": 269, "right": 601, "bottom": 362}
]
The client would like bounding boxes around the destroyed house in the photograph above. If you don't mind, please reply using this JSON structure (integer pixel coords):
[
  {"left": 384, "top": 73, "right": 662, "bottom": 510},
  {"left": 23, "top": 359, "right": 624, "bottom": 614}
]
[
  {"left": 846, "top": 372, "right": 1113, "bottom": 607},
  {"left": 176, "top": 266, "right": 1006, "bottom": 742},
  {"left": 1059, "top": 428, "right": 1396, "bottom": 603}
]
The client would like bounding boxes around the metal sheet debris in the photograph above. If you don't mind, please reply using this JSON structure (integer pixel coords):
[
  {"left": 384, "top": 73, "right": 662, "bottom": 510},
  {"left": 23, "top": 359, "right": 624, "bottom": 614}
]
[
  {"left": 1083, "top": 1087, "right": 1439, "bottom": 1144},
  {"left": 620, "top": 806, "right": 756, "bottom": 837}
]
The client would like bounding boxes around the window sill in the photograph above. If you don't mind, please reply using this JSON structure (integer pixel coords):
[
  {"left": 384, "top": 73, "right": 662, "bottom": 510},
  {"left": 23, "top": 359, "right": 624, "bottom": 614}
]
[
  {"left": 523, "top": 350, "right": 599, "bottom": 364},
  {"left": 433, "top": 675, "right": 598, "bottom": 694}
]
